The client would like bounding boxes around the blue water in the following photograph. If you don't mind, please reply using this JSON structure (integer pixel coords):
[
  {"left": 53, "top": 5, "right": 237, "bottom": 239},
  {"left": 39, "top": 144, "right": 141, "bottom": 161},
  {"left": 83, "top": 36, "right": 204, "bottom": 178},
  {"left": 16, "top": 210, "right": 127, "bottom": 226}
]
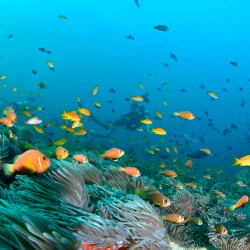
[{"left": 1, "top": 0, "right": 250, "bottom": 178}]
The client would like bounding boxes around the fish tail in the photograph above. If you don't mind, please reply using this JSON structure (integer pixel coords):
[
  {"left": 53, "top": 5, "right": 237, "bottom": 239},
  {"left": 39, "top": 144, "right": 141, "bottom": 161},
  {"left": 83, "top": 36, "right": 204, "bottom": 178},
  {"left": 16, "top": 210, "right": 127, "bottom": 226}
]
[
  {"left": 2, "top": 163, "right": 15, "bottom": 176},
  {"left": 232, "top": 157, "right": 240, "bottom": 166},
  {"left": 229, "top": 205, "right": 235, "bottom": 211},
  {"left": 134, "top": 188, "right": 141, "bottom": 197},
  {"left": 180, "top": 216, "right": 190, "bottom": 224},
  {"left": 151, "top": 128, "right": 155, "bottom": 133},
  {"left": 172, "top": 112, "right": 179, "bottom": 117},
  {"left": 158, "top": 169, "right": 163, "bottom": 175}
]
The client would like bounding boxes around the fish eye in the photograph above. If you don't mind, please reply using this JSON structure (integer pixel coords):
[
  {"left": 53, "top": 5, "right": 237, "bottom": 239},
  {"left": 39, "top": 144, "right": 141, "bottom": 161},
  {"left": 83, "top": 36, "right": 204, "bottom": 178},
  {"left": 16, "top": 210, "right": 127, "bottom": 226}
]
[{"left": 43, "top": 156, "right": 46, "bottom": 160}]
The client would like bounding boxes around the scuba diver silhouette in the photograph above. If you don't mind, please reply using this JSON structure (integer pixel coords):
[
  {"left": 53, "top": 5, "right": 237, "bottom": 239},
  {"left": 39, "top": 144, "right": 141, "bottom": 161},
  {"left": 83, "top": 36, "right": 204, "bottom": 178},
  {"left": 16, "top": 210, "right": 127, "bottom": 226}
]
[{"left": 79, "top": 101, "right": 150, "bottom": 138}]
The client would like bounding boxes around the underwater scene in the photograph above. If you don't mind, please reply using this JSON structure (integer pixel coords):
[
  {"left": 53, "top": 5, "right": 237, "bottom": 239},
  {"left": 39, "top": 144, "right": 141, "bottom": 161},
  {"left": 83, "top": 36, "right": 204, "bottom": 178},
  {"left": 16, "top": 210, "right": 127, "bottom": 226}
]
[{"left": 1, "top": 0, "right": 250, "bottom": 249}]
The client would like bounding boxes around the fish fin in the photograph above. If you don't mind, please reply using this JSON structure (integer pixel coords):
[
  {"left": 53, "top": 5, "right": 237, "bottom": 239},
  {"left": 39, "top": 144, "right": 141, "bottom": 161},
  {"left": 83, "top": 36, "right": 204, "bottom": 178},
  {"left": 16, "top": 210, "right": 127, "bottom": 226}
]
[
  {"left": 12, "top": 154, "right": 21, "bottom": 163},
  {"left": 25, "top": 160, "right": 36, "bottom": 173},
  {"left": 117, "top": 166, "right": 123, "bottom": 171},
  {"left": 228, "top": 205, "right": 235, "bottom": 211},
  {"left": 2, "top": 164, "right": 15, "bottom": 176},
  {"left": 232, "top": 157, "right": 240, "bottom": 166},
  {"left": 112, "top": 159, "right": 118, "bottom": 162},
  {"left": 172, "top": 112, "right": 179, "bottom": 117}
]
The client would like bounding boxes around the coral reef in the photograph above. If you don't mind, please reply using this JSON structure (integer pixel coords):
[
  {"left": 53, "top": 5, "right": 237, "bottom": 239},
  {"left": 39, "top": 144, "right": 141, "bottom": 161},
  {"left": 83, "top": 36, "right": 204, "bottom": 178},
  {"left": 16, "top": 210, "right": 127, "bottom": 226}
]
[{"left": 0, "top": 129, "right": 250, "bottom": 249}]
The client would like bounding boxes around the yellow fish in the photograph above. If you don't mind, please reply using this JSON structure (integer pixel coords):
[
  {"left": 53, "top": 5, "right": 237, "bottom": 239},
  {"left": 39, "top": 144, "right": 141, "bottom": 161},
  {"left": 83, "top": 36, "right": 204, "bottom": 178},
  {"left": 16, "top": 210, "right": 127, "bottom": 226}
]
[
  {"left": 233, "top": 155, "right": 250, "bottom": 166},
  {"left": 139, "top": 82, "right": 144, "bottom": 89},
  {"left": 46, "top": 61, "right": 54, "bottom": 68},
  {"left": 33, "top": 125, "right": 44, "bottom": 134}
]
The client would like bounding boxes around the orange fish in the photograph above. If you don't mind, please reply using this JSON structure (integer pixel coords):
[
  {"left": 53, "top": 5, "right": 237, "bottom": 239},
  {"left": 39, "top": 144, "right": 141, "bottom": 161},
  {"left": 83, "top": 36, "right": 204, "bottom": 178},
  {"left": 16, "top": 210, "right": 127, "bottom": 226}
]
[
  {"left": 61, "top": 111, "right": 81, "bottom": 121},
  {"left": 78, "top": 108, "right": 91, "bottom": 116},
  {"left": 186, "top": 183, "right": 196, "bottom": 188},
  {"left": 212, "top": 223, "right": 227, "bottom": 235},
  {"left": 92, "top": 85, "right": 98, "bottom": 95},
  {"left": 2, "top": 150, "right": 51, "bottom": 176},
  {"left": 204, "top": 175, "right": 211, "bottom": 179},
  {"left": 4, "top": 110, "right": 17, "bottom": 123},
  {"left": 161, "top": 214, "right": 184, "bottom": 223},
  {"left": 135, "top": 188, "right": 170, "bottom": 207},
  {"left": 151, "top": 128, "right": 167, "bottom": 135},
  {"left": 118, "top": 166, "right": 141, "bottom": 177},
  {"left": 73, "top": 154, "right": 89, "bottom": 163},
  {"left": 185, "top": 159, "right": 193, "bottom": 169},
  {"left": 229, "top": 195, "right": 249, "bottom": 211},
  {"left": 0, "top": 117, "right": 13, "bottom": 127},
  {"left": 54, "top": 146, "right": 69, "bottom": 159},
  {"left": 174, "top": 184, "right": 183, "bottom": 190},
  {"left": 131, "top": 96, "right": 144, "bottom": 102},
  {"left": 160, "top": 170, "right": 177, "bottom": 178},
  {"left": 140, "top": 119, "right": 153, "bottom": 125},
  {"left": 213, "top": 190, "right": 225, "bottom": 198},
  {"left": 200, "top": 148, "right": 211, "bottom": 155},
  {"left": 101, "top": 148, "right": 124, "bottom": 161},
  {"left": 74, "top": 128, "right": 87, "bottom": 135},
  {"left": 232, "top": 155, "right": 250, "bottom": 167},
  {"left": 66, "top": 127, "right": 75, "bottom": 133},
  {"left": 72, "top": 120, "right": 83, "bottom": 129},
  {"left": 172, "top": 111, "right": 195, "bottom": 120}
]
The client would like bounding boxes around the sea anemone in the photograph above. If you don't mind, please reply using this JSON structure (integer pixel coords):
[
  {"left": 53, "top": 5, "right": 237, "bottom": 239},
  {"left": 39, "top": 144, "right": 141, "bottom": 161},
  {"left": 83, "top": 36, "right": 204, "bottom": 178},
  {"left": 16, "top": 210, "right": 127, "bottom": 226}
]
[
  {"left": 0, "top": 133, "right": 21, "bottom": 162},
  {"left": 0, "top": 199, "right": 80, "bottom": 250},
  {"left": 164, "top": 223, "right": 194, "bottom": 248},
  {"left": 208, "top": 231, "right": 250, "bottom": 250},
  {"left": 88, "top": 184, "right": 125, "bottom": 204},
  {"left": 76, "top": 162, "right": 104, "bottom": 185},
  {"left": 13, "top": 160, "right": 94, "bottom": 228},
  {"left": 103, "top": 166, "right": 135, "bottom": 191},
  {"left": 73, "top": 212, "right": 130, "bottom": 249},
  {"left": 164, "top": 189, "right": 195, "bottom": 218},
  {"left": 13, "top": 125, "right": 34, "bottom": 143},
  {"left": 98, "top": 194, "right": 171, "bottom": 249}
]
